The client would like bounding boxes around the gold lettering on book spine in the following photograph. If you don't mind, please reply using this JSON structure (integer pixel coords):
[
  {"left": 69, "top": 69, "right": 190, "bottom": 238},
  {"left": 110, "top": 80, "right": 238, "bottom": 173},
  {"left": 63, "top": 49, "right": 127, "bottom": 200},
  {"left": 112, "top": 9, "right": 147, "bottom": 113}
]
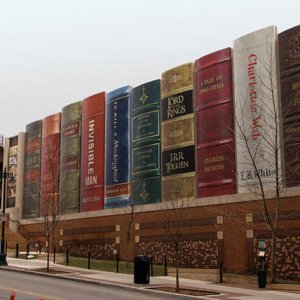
[
  {"left": 62, "top": 101, "right": 82, "bottom": 127},
  {"left": 162, "top": 176, "right": 195, "bottom": 201},
  {"left": 279, "top": 26, "right": 300, "bottom": 70},
  {"left": 161, "top": 63, "right": 193, "bottom": 98},
  {"left": 162, "top": 116, "right": 194, "bottom": 149}
]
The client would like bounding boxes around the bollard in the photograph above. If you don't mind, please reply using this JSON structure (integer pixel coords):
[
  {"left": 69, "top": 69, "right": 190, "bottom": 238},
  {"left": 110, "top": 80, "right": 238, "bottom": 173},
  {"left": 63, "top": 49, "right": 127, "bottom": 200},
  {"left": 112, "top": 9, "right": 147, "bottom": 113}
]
[
  {"left": 88, "top": 252, "right": 91, "bottom": 269},
  {"left": 26, "top": 243, "right": 29, "bottom": 260},
  {"left": 53, "top": 247, "right": 56, "bottom": 264},
  {"left": 66, "top": 248, "right": 69, "bottom": 266},
  {"left": 219, "top": 262, "right": 223, "bottom": 283},
  {"left": 116, "top": 252, "right": 119, "bottom": 273},
  {"left": 10, "top": 291, "right": 15, "bottom": 300},
  {"left": 164, "top": 255, "right": 168, "bottom": 276},
  {"left": 16, "top": 243, "right": 19, "bottom": 258},
  {"left": 150, "top": 256, "right": 153, "bottom": 277}
]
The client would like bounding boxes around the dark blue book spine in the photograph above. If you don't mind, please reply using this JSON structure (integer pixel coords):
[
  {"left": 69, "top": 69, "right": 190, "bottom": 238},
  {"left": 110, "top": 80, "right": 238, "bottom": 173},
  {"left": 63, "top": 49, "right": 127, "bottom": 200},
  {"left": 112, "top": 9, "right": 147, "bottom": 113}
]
[{"left": 105, "top": 86, "right": 131, "bottom": 208}]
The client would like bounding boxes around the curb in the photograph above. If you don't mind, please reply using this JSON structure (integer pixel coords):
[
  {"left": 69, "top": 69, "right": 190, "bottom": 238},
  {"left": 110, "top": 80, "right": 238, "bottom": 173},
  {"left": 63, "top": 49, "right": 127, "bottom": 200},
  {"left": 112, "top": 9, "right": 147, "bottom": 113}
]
[{"left": 0, "top": 266, "right": 208, "bottom": 300}]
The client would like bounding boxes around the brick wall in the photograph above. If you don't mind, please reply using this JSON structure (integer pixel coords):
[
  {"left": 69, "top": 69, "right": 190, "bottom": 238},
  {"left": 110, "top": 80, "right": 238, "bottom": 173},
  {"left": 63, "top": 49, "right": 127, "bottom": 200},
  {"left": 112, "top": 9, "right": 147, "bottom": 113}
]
[{"left": 15, "top": 194, "right": 300, "bottom": 279}]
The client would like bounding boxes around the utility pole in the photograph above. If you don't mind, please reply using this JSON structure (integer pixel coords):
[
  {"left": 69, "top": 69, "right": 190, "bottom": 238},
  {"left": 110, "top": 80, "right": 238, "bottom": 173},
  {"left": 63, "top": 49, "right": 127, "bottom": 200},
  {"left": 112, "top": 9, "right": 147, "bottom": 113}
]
[{"left": 0, "top": 168, "right": 12, "bottom": 265}]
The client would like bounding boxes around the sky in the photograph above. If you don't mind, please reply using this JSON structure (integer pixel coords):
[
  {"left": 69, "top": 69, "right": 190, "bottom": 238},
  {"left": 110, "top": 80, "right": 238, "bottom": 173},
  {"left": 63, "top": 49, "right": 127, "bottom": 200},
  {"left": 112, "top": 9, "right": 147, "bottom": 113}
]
[{"left": 1, "top": 0, "right": 300, "bottom": 137}]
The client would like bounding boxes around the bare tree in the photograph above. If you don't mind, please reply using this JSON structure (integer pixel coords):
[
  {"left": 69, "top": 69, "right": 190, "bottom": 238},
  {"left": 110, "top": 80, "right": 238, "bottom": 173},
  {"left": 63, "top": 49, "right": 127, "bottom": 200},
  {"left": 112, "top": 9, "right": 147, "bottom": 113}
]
[
  {"left": 40, "top": 133, "right": 61, "bottom": 272},
  {"left": 233, "top": 34, "right": 295, "bottom": 282},
  {"left": 21, "top": 132, "right": 61, "bottom": 272},
  {"left": 117, "top": 184, "right": 145, "bottom": 268},
  {"left": 157, "top": 183, "right": 192, "bottom": 292}
]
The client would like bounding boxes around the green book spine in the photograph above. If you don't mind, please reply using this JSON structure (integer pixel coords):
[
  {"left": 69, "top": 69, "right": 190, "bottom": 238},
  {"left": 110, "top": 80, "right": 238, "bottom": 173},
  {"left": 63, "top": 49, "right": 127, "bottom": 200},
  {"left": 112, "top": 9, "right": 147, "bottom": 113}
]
[
  {"left": 59, "top": 101, "right": 82, "bottom": 214},
  {"left": 23, "top": 120, "right": 42, "bottom": 219},
  {"left": 131, "top": 79, "right": 161, "bottom": 205}
]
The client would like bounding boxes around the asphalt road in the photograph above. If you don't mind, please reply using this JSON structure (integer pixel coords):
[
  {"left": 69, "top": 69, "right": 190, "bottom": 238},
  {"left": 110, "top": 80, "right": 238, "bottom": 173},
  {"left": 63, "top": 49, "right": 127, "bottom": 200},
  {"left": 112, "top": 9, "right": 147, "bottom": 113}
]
[{"left": 0, "top": 269, "right": 176, "bottom": 300}]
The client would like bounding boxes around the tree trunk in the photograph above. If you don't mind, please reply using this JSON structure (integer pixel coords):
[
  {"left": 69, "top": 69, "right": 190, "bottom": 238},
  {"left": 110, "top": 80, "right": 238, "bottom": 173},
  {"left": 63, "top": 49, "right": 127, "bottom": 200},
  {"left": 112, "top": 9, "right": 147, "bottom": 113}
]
[
  {"left": 126, "top": 233, "right": 130, "bottom": 268},
  {"left": 270, "top": 230, "right": 276, "bottom": 283},
  {"left": 175, "top": 245, "right": 180, "bottom": 292},
  {"left": 47, "top": 236, "right": 50, "bottom": 272}
]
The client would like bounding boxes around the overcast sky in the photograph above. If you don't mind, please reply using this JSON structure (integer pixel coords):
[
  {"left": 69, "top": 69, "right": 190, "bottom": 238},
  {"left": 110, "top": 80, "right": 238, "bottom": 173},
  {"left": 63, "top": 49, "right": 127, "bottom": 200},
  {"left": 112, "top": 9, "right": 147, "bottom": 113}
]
[{"left": 1, "top": 0, "right": 300, "bottom": 137}]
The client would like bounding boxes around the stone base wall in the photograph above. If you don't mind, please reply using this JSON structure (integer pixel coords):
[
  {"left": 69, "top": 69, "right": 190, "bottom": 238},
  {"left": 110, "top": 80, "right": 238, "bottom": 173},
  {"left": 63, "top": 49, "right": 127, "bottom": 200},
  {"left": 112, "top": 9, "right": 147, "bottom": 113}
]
[
  {"left": 251, "top": 233, "right": 300, "bottom": 280},
  {"left": 139, "top": 239, "right": 219, "bottom": 268},
  {"left": 63, "top": 242, "right": 116, "bottom": 260}
]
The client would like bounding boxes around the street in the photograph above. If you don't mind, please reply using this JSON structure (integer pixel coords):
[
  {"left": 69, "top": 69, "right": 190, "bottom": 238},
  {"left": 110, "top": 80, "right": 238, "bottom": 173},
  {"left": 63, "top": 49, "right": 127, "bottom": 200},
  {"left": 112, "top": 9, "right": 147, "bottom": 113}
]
[{"left": 0, "top": 269, "right": 175, "bottom": 300}]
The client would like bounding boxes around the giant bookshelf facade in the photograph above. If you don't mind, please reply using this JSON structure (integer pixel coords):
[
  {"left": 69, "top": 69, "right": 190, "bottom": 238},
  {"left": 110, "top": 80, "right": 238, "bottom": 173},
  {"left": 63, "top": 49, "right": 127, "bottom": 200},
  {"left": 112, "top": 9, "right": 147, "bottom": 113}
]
[{"left": 2, "top": 24, "right": 300, "bottom": 279}]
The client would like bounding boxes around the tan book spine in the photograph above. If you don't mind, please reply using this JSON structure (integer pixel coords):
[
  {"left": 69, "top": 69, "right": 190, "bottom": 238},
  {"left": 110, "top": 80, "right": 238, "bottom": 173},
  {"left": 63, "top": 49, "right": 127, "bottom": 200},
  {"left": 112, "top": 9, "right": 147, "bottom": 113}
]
[{"left": 161, "top": 62, "right": 196, "bottom": 201}]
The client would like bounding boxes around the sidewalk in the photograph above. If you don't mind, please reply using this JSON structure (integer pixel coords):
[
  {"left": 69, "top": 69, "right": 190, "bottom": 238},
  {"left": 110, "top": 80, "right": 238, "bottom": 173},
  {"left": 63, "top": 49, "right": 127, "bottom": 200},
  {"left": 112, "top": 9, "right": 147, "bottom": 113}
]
[{"left": 2, "top": 257, "right": 300, "bottom": 300}]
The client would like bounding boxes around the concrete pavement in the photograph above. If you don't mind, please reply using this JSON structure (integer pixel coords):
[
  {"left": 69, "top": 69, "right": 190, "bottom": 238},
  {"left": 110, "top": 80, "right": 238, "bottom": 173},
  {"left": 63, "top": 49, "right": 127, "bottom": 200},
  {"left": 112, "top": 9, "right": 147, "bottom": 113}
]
[{"left": 1, "top": 257, "right": 300, "bottom": 300}]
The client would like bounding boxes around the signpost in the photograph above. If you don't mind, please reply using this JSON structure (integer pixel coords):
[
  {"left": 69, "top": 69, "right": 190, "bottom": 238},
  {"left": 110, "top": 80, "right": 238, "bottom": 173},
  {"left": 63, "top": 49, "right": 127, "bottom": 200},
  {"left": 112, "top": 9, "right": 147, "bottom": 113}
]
[{"left": 0, "top": 213, "right": 7, "bottom": 222}]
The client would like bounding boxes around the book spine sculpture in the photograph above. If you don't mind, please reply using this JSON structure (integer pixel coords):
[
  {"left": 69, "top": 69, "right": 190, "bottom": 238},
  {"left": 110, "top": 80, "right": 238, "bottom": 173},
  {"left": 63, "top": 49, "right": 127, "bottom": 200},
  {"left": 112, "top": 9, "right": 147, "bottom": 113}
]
[
  {"left": 40, "top": 113, "right": 61, "bottom": 217},
  {"left": 161, "top": 63, "right": 196, "bottom": 201},
  {"left": 279, "top": 25, "right": 300, "bottom": 187},
  {"left": 195, "top": 48, "right": 236, "bottom": 197},
  {"left": 23, "top": 120, "right": 42, "bottom": 219},
  {"left": 233, "top": 26, "right": 281, "bottom": 192},
  {"left": 80, "top": 92, "right": 105, "bottom": 211},
  {"left": 59, "top": 101, "right": 82, "bottom": 214},
  {"left": 131, "top": 79, "right": 161, "bottom": 205},
  {"left": 7, "top": 136, "right": 19, "bottom": 208},
  {"left": 105, "top": 86, "right": 131, "bottom": 208},
  {"left": 7, "top": 133, "right": 25, "bottom": 218}
]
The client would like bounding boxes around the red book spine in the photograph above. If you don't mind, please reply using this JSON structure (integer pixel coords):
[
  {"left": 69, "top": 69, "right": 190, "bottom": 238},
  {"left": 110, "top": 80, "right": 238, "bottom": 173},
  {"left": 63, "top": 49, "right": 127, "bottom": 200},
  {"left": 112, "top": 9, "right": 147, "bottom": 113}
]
[
  {"left": 80, "top": 92, "right": 105, "bottom": 211},
  {"left": 195, "top": 48, "right": 236, "bottom": 197},
  {"left": 40, "top": 113, "right": 61, "bottom": 217}
]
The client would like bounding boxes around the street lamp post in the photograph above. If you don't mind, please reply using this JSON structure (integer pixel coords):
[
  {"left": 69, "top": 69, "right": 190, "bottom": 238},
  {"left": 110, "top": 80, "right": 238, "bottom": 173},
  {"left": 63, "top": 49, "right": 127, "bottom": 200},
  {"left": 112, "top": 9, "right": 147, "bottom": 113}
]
[{"left": 0, "top": 167, "right": 11, "bottom": 265}]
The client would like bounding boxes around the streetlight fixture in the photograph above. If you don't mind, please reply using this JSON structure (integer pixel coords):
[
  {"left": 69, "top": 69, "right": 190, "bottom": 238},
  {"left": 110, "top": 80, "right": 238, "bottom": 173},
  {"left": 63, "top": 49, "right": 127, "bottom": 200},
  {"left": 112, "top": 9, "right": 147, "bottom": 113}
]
[{"left": 0, "top": 167, "right": 12, "bottom": 265}]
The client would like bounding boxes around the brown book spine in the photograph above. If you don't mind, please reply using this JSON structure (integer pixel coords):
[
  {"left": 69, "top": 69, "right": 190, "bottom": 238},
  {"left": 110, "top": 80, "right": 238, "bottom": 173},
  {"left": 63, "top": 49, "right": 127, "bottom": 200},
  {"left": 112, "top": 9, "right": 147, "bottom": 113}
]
[
  {"left": 80, "top": 92, "right": 105, "bottom": 212},
  {"left": 279, "top": 25, "right": 300, "bottom": 187},
  {"left": 195, "top": 48, "right": 236, "bottom": 197}
]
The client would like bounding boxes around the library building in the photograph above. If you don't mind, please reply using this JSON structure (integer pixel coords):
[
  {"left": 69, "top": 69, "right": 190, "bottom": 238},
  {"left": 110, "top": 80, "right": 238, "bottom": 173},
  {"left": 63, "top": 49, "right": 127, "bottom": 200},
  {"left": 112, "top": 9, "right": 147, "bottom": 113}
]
[{"left": 0, "top": 24, "right": 299, "bottom": 280}]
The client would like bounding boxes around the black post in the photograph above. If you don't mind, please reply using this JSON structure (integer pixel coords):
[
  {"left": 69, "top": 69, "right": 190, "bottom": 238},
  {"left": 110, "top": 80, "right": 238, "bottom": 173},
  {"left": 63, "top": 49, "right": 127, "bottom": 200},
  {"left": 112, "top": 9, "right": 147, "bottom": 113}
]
[
  {"left": 219, "top": 262, "right": 223, "bottom": 283},
  {"left": 26, "top": 243, "right": 29, "bottom": 259},
  {"left": 150, "top": 256, "right": 153, "bottom": 277},
  {"left": 16, "top": 243, "right": 19, "bottom": 258},
  {"left": 53, "top": 247, "right": 56, "bottom": 264},
  {"left": 116, "top": 252, "right": 119, "bottom": 273},
  {"left": 5, "top": 242, "right": 7, "bottom": 254},
  {"left": 0, "top": 168, "right": 9, "bottom": 265},
  {"left": 88, "top": 252, "right": 91, "bottom": 269},
  {"left": 66, "top": 248, "right": 69, "bottom": 266},
  {"left": 164, "top": 255, "right": 168, "bottom": 276}
]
